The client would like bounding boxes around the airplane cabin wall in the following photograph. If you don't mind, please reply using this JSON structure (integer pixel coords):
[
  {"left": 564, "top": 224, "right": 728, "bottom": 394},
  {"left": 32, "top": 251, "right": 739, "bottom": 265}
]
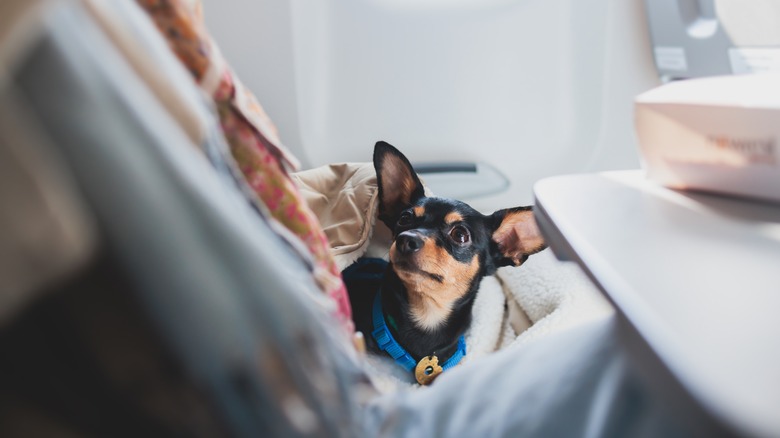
[{"left": 202, "top": 0, "right": 660, "bottom": 210}]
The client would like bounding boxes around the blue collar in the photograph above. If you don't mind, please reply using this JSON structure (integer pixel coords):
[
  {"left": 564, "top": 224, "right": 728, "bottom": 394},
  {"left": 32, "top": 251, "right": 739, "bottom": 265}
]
[{"left": 371, "top": 292, "right": 466, "bottom": 373}]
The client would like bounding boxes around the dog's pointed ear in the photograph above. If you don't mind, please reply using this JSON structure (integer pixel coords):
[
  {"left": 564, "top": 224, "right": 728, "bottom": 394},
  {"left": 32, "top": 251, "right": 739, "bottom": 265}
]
[
  {"left": 374, "top": 141, "right": 425, "bottom": 228},
  {"left": 489, "top": 206, "right": 547, "bottom": 267}
]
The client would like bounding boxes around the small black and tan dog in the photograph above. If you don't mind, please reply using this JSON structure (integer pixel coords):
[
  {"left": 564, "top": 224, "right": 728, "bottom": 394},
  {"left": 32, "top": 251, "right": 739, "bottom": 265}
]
[{"left": 345, "top": 141, "right": 546, "bottom": 385}]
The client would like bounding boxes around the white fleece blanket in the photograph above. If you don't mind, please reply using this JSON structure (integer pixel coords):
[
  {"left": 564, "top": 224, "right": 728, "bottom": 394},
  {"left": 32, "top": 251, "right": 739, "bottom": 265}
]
[{"left": 464, "top": 249, "right": 613, "bottom": 365}]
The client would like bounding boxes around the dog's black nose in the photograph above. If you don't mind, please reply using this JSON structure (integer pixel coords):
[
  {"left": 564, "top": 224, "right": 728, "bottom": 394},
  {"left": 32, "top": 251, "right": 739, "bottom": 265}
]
[{"left": 397, "top": 231, "right": 423, "bottom": 255}]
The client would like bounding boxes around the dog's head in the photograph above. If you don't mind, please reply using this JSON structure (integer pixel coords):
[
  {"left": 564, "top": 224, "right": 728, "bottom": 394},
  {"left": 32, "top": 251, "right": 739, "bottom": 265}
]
[{"left": 374, "top": 141, "right": 546, "bottom": 330}]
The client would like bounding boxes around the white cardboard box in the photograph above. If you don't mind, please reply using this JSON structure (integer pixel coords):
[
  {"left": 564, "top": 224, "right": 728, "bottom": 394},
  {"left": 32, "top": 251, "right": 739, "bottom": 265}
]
[{"left": 635, "top": 73, "right": 780, "bottom": 203}]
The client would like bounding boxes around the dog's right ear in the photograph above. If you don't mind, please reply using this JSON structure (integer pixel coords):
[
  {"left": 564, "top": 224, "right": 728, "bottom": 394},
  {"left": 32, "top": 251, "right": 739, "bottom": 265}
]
[
  {"left": 489, "top": 206, "right": 547, "bottom": 267},
  {"left": 373, "top": 141, "right": 425, "bottom": 229}
]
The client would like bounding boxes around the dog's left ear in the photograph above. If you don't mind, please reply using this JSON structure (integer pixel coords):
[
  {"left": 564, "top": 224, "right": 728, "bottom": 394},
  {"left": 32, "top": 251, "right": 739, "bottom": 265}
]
[
  {"left": 489, "top": 206, "right": 547, "bottom": 267},
  {"left": 373, "top": 141, "right": 425, "bottom": 228}
]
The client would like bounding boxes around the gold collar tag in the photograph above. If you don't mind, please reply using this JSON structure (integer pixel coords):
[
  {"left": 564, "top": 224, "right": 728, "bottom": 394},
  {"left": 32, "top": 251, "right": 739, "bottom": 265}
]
[{"left": 415, "top": 355, "right": 443, "bottom": 385}]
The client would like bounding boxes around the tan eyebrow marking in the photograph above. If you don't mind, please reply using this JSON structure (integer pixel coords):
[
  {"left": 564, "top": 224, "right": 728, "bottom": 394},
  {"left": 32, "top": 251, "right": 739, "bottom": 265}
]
[
  {"left": 445, "top": 212, "right": 463, "bottom": 224},
  {"left": 413, "top": 206, "right": 425, "bottom": 217}
]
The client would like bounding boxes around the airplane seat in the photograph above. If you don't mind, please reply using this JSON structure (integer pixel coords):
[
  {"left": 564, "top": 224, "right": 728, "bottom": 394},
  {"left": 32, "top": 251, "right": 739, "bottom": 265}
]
[{"left": 202, "top": 0, "right": 662, "bottom": 363}]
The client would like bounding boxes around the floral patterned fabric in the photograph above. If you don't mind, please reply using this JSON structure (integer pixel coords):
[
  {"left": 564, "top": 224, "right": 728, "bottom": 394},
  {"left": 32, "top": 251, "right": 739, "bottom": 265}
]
[{"left": 136, "top": 0, "right": 353, "bottom": 332}]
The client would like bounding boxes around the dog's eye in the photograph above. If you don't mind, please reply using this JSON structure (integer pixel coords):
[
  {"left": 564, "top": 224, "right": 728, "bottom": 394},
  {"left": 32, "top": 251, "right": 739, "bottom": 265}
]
[
  {"left": 449, "top": 225, "right": 470, "bottom": 244},
  {"left": 398, "top": 211, "right": 414, "bottom": 227}
]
